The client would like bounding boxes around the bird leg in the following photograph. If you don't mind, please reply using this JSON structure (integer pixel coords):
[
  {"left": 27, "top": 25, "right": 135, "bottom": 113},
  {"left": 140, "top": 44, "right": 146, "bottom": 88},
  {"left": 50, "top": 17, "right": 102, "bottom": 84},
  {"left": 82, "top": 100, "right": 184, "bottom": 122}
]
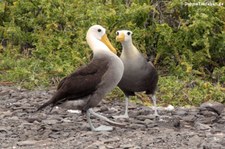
[
  {"left": 113, "top": 96, "right": 129, "bottom": 119},
  {"left": 87, "top": 108, "right": 125, "bottom": 131},
  {"left": 149, "top": 95, "right": 159, "bottom": 117},
  {"left": 87, "top": 109, "right": 113, "bottom": 131}
]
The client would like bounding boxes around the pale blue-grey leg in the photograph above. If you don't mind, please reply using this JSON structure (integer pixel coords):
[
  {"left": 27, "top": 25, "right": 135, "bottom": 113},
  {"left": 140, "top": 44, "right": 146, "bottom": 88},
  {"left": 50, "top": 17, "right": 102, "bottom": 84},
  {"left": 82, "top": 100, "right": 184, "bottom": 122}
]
[
  {"left": 151, "top": 95, "right": 159, "bottom": 117},
  {"left": 87, "top": 108, "right": 113, "bottom": 131},
  {"left": 86, "top": 109, "right": 96, "bottom": 131},
  {"left": 113, "top": 96, "right": 129, "bottom": 119},
  {"left": 87, "top": 108, "right": 125, "bottom": 131}
]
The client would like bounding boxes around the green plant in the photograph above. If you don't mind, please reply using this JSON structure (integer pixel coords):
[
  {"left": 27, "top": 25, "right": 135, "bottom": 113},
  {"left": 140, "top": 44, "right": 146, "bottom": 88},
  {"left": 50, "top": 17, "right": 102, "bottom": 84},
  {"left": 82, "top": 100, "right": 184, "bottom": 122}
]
[{"left": 0, "top": 0, "right": 224, "bottom": 105}]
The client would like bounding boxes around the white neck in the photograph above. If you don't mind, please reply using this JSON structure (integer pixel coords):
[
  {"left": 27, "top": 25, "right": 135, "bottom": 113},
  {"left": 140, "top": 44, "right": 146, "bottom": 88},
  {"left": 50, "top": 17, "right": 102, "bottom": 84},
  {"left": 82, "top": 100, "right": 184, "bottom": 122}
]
[
  {"left": 87, "top": 35, "right": 111, "bottom": 57},
  {"left": 121, "top": 41, "right": 139, "bottom": 57}
]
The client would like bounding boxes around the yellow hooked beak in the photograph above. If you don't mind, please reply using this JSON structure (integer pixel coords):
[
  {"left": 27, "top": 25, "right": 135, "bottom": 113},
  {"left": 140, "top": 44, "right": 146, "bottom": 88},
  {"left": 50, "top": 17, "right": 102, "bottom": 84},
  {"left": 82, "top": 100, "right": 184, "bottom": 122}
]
[
  {"left": 101, "top": 34, "right": 117, "bottom": 54},
  {"left": 116, "top": 32, "right": 125, "bottom": 42}
]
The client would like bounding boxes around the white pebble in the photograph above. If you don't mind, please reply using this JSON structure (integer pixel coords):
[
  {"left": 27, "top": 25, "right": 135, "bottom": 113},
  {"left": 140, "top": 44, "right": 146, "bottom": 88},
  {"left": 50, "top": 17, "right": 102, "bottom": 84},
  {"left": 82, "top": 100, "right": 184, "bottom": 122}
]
[
  {"left": 67, "top": 109, "right": 81, "bottom": 114},
  {"left": 165, "top": 105, "right": 175, "bottom": 111}
]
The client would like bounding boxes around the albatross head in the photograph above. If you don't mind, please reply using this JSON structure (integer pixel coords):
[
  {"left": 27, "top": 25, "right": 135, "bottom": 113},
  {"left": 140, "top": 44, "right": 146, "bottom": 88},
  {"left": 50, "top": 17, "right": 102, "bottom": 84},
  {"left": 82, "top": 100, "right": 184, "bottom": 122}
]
[
  {"left": 86, "top": 25, "right": 117, "bottom": 54},
  {"left": 116, "top": 30, "right": 133, "bottom": 43}
]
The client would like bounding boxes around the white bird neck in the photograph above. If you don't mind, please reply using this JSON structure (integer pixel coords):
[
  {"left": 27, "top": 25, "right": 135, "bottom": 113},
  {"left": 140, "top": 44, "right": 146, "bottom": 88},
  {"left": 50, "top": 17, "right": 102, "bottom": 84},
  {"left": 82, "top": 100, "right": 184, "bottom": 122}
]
[
  {"left": 87, "top": 35, "right": 111, "bottom": 56},
  {"left": 121, "top": 41, "right": 140, "bottom": 58}
]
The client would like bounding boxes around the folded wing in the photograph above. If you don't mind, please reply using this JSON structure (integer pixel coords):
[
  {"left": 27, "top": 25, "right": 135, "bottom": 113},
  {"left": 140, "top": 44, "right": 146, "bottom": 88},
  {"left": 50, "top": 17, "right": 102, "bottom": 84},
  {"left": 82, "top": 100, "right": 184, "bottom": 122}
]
[{"left": 37, "top": 58, "right": 108, "bottom": 111}]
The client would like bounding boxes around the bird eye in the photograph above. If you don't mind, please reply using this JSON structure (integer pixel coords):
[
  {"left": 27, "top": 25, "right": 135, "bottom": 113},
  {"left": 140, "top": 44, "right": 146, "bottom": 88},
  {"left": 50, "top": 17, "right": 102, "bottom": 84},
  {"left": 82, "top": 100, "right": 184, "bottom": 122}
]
[
  {"left": 98, "top": 29, "right": 102, "bottom": 32},
  {"left": 116, "top": 32, "right": 119, "bottom": 36},
  {"left": 127, "top": 32, "right": 131, "bottom": 35}
]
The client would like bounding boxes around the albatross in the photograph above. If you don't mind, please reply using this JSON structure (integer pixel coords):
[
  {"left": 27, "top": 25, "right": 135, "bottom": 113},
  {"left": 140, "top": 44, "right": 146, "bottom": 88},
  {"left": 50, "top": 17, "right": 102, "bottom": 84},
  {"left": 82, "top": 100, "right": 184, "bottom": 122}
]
[
  {"left": 37, "top": 25, "right": 124, "bottom": 131},
  {"left": 114, "top": 30, "right": 159, "bottom": 119}
]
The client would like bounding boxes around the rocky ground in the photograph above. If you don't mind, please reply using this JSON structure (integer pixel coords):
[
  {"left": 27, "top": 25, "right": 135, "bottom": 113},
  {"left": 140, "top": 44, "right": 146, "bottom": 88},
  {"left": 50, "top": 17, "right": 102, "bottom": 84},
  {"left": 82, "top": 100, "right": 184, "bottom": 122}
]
[{"left": 0, "top": 86, "right": 225, "bottom": 149}]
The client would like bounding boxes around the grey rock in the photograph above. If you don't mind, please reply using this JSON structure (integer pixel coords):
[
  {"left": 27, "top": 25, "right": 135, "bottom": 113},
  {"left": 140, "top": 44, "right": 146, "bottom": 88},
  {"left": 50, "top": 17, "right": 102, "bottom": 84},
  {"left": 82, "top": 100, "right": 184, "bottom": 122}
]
[
  {"left": 201, "top": 110, "right": 219, "bottom": 118},
  {"left": 198, "top": 116, "right": 218, "bottom": 124},
  {"left": 98, "top": 105, "right": 109, "bottom": 112},
  {"left": 137, "top": 115, "right": 156, "bottom": 121},
  {"left": 98, "top": 145, "right": 107, "bottom": 149},
  {"left": 200, "top": 101, "right": 225, "bottom": 115},
  {"left": 1, "top": 110, "right": 12, "bottom": 118},
  {"left": 182, "top": 115, "right": 196, "bottom": 123},
  {"left": 173, "top": 108, "right": 188, "bottom": 116},
  {"left": 188, "top": 135, "right": 201, "bottom": 147},
  {"left": 26, "top": 117, "right": 42, "bottom": 123},
  {"left": 106, "top": 145, "right": 114, "bottom": 149},
  {"left": 17, "top": 140, "right": 38, "bottom": 146},
  {"left": 144, "top": 119, "right": 153, "bottom": 125},
  {"left": 0, "top": 126, "right": 8, "bottom": 133},
  {"left": 119, "top": 144, "right": 135, "bottom": 148},
  {"left": 146, "top": 123, "right": 158, "bottom": 128},
  {"left": 194, "top": 122, "right": 211, "bottom": 131},
  {"left": 42, "top": 119, "right": 58, "bottom": 125},
  {"left": 129, "top": 123, "right": 146, "bottom": 129}
]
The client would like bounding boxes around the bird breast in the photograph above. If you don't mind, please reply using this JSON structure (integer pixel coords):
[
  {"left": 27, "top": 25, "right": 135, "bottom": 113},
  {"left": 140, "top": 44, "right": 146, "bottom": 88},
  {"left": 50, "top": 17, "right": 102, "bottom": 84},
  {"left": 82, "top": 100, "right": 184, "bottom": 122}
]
[{"left": 99, "top": 54, "right": 124, "bottom": 94}]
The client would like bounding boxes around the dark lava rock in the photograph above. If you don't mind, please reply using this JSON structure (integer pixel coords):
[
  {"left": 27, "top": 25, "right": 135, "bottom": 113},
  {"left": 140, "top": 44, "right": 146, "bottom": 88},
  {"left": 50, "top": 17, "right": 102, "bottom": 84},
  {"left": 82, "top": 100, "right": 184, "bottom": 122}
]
[
  {"left": 200, "top": 101, "right": 224, "bottom": 115},
  {"left": 172, "top": 118, "right": 181, "bottom": 128}
]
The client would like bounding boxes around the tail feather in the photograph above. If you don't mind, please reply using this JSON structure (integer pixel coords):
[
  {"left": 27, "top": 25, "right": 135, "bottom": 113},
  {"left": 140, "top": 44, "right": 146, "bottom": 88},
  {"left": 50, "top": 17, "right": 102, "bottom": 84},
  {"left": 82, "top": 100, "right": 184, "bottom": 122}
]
[
  {"left": 37, "top": 99, "right": 53, "bottom": 111},
  {"left": 36, "top": 91, "right": 65, "bottom": 112},
  {"left": 36, "top": 93, "right": 59, "bottom": 111}
]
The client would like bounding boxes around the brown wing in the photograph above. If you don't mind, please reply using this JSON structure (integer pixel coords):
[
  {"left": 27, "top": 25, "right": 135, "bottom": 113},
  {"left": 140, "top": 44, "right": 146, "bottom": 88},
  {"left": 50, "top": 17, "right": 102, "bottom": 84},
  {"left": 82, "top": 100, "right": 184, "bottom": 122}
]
[{"left": 37, "top": 58, "right": 109, "bottom": 111}]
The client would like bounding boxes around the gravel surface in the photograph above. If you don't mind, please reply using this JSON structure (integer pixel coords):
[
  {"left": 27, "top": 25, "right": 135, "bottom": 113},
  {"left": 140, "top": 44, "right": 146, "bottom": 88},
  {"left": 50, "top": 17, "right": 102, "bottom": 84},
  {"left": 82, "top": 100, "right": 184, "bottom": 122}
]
[{"left": 0, "top": 86, "right": 225, "bottom": 149}]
